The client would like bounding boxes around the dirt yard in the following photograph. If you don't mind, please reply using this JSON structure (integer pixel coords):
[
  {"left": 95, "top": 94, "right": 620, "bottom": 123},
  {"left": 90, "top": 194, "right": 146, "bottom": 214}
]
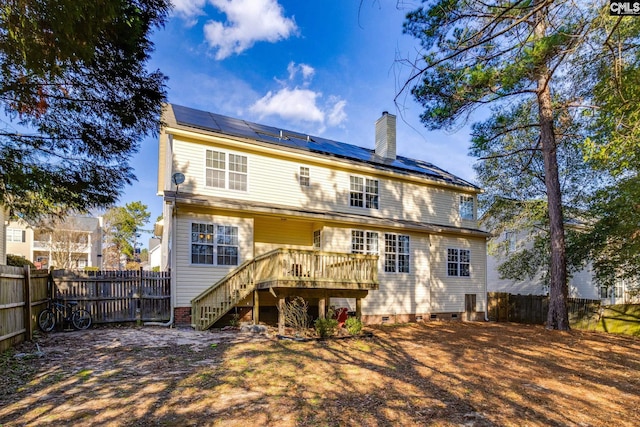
[{"left": 1, "top": 322, "right": 638, "bottom": 427}]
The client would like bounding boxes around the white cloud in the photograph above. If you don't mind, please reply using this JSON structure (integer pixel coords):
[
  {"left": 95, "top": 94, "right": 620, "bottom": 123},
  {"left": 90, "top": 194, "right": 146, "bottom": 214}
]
[
  {"left": 287, "top": 62, "right": 315, "bottom": 82},
  {"left": 326, "top": 98, "right": 347, "bottom": 127},
  {"left": 249, "top": 87, "right": 348, "bottom": 132},
  {"left": 204, "top": 0, "right": 298, "bottom": 60},
  {"left": 250, "top": 88, "right": 324, "bottom": 123},
  {"left": 171, "top": 0, "right": 206, "bottom": 26}
]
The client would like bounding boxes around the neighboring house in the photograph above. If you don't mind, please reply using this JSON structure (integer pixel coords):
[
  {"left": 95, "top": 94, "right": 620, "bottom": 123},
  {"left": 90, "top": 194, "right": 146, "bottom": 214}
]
[
  {"left": 157, "top": 104, "right": 489, "bottom": 329},
  {"left": 0, "top": 207, "right": 7, "bottom": 265},
  {"left": 148, "top": 237, "right": 162, "bottom": 270},
  {"left": 6, "top": 216, "right": 103, "bottom": 269},
  {"left": 486, "top": 223, "right": 634, "bottom": 305}
]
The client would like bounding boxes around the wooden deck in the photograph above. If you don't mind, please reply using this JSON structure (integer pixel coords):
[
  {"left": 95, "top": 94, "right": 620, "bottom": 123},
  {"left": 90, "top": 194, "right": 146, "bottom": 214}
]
[
  {"left": 191, "top": 249, "right": 379, "bottom": 330},
  {"left": 253, "top": 249, "right": 378, "bottom": 290}
]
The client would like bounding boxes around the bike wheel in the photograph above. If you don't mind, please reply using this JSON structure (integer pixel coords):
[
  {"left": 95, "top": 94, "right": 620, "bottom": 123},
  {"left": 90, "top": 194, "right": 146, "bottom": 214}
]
[
  {"left": 71, "top": 309, "right": 92, "bottom": 330},
  {"left": 38, "top": 309, "right": 56, "bottom": 332}
]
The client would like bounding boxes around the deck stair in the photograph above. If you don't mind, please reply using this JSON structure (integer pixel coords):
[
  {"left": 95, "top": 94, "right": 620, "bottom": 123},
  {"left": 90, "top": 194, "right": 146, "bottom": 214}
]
[{"left": 191, "top": 248, "right": 378, "bottom": 330}]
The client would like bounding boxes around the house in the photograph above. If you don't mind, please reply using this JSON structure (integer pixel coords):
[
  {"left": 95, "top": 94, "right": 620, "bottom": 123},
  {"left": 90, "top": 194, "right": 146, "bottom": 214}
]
[
  {"left": 148, "top": 237, "right": 162, "bottom": 270},
  {"left": 485, "top": 220, "right": 635, "bottom": 305},
  {"left": 0, "top": 207, "right": 7, "bottom": 265},
  {"left": 5, "top": 216, "right": 103, "bottom": 269},
  {"left": 157, "top": 104, "right": 490, "bottom": 330}
]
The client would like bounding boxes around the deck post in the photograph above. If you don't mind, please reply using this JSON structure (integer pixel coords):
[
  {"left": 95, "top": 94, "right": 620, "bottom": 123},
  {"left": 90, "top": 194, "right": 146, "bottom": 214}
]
[
  {"left": 355, "top": 298, "right": 362, "bottom": 320},
  {"left": 318, "top": 295, "right": 326, "bottom": 319},
  {"left": 253, "top": 290, "right": 260, "bottom": 324},
  {"left": 278, "top": 297, "right": 285, "bottom": 335}
]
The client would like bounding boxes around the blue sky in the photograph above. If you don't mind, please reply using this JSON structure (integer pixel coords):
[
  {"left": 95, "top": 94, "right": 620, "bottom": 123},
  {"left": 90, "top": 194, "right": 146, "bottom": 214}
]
[{"left": 120, "top": 0, "right": 477, "bottom": 246}]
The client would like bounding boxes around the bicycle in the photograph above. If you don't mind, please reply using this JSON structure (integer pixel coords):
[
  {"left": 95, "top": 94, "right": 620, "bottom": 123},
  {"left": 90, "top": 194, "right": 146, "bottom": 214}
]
[{"left": 38, "top": 299, "right": 92, "bottom": 332}]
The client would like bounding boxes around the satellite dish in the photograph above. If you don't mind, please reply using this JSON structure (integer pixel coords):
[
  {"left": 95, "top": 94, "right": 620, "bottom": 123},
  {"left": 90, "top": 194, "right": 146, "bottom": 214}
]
[{"left": 172, "top": 172, "right": 185, "bottom": 185}]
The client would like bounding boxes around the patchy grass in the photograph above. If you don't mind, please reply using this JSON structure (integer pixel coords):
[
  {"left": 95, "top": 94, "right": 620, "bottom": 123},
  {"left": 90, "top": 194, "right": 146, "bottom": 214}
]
[
  {"left": 574, "top": 304, "right": 640, "bottom": 336},
  {"left": 0, "top": 322, "right": 639, "bottom": 426}
]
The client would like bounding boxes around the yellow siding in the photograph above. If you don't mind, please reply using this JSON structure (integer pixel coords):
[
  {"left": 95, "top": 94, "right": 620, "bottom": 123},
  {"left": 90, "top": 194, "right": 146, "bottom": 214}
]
[
  {"left": 323, "top": 225, "right": 431, "bottom": 316},
  {"left": 174, "top": 212, "right": 254, "bottom": 307},
  {"left": 171, "top": 136, "right": 479, "bottom": 229},
  {"left": 254, "top": 217, "right": 314, "bottom": 255},
  {"left": 429, "top": 234, "right": 487, "bottom": 313},
  {"left": 163, "top": 126, "right": 487, "bottom": 317}
]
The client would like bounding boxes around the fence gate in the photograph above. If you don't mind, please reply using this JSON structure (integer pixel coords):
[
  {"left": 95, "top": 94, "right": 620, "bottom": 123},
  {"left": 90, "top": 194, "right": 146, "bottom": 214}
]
[{"left": 52, "top": 269, "right": 171, "bottom": 324}]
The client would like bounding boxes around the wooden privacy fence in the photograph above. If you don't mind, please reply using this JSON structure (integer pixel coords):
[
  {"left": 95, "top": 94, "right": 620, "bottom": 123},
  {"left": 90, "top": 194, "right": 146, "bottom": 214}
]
[
  {"left": 0, "top": 265, "right": 49, "bottom": 352},
  {"left": 487, "top": 292, "right": 602, "bottom": 325},
  {"left": 52, "top": 269, "right": 171, "bottom": 324}
]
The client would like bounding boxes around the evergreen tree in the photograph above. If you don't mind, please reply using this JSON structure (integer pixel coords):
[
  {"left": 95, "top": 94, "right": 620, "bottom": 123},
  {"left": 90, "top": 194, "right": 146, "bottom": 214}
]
[
  {"left": 402, "top": 1, "right": 628, "bottom": 329},
  {"left": 0, "top": 0, "right": 170, "bottom": 219}
]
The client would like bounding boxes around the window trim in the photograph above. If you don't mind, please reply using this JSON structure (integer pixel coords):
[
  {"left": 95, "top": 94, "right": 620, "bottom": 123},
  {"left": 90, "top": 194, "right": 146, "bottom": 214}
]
[
  {"left": 505, "top": 230, "right": 516, "bottom": 253},
  {"left": 447, "top": 248, "right": 471, "bottom": 277},
  {"left": 204, "top": 148, "right": 248, "bottom": 192},
  {"left": 349, "top": 175, "right": 379, "bottom": 209},
  {"left": 299, "top": 166, "right": 310, "bottom": 187},
  {"left": 313, "top": 229, "right": 321, "bottom": 250},
  {"left": 384, "top": 233, "right": 410, "bottom": 273},
  {"left": 351, "top": 230, "right": 379, "bottom": 255},
  {"left": 190, "top": 222, "right": 240, "bottom": 266},
  {"left": 459, "top": 195, "right": 475, "bottom": 220},
  {"left": 7, "top": 228, "right": 26, "bottom": 243}
]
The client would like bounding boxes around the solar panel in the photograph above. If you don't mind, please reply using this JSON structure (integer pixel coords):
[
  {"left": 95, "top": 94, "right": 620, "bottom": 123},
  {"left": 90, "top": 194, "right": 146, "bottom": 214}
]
[
  {"left": 169, "top": 104, "right": 478, "bottom": 189},
  {"left": 173, "top": 105, "right": 220, "bottom": 131}
]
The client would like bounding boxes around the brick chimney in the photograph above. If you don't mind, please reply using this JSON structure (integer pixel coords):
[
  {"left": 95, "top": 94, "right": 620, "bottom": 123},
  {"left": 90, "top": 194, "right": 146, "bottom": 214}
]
[{"left": 375, "top": 111, "right": 396, "bottom": 160}]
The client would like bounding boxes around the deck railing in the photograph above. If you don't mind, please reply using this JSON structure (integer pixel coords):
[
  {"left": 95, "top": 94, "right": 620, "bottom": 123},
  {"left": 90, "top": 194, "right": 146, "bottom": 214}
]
[{"left": 191, "top": 249, "right": 378, "bottom": 330}]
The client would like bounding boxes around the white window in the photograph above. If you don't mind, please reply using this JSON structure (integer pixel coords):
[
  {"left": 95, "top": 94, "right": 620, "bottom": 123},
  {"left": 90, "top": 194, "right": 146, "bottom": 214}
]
[
  {"left": 600, "top": 286, "right": 609, "bottom": 299},
  {"left": 313, "top": 230, "right": 321, "bottom": 250},
  {"left": 228, "top": 154, "right": 247, "bottom": 191},
  {"left": 384, "top": 234, "right": 409, "bottom": 273},
  {"left": 350, "top": 176, "right": 379, "bottom": 209},
  {"left": 351, "top": 230, "right": 379, "bottom": 254},
  {"left": 448, "top": 248, "right": 470, "bottom": 277},
  {"left": 300, "top": 166, "right": 310, "bottom": 187},
  {"left": 191, "top": 223, "right": 239, "bottom": 266},
  {"left": 614, "top": 284, "right": 623, "bottom": 298},
  {"left": 7, "top": 228, "right": 25, "bottom": 242},
  {"left": 505, "top": 231, "right": 516, "bottom": 253},
  {"left": 205, "top": 150, "right": 225, "bottom": 188},
  {"left": 460, "top": 195, "right": 474, "bottom": 220},
  {"left": 205, "top": 149, "right": 247, "bottom": 191}
]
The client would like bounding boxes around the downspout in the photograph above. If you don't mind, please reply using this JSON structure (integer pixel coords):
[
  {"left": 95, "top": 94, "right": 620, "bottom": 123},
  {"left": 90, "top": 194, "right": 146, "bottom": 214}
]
[{"left": 144, "top": 200, "right": 175, "bottom": 327}]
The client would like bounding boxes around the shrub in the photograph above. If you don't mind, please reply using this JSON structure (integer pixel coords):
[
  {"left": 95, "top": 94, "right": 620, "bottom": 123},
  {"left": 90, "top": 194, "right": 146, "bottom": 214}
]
[
  {"left": 314, "top": 317, "right": 338, "bottom": 338},
  {"left": 6, "top": 254, "right": 35, "bottom": 268},
  {"left": 345, "top": 317, "right": 363, "bottom": 335},
  {"left": 229, "top": 313, "right": 240, "bottom": 328}
]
